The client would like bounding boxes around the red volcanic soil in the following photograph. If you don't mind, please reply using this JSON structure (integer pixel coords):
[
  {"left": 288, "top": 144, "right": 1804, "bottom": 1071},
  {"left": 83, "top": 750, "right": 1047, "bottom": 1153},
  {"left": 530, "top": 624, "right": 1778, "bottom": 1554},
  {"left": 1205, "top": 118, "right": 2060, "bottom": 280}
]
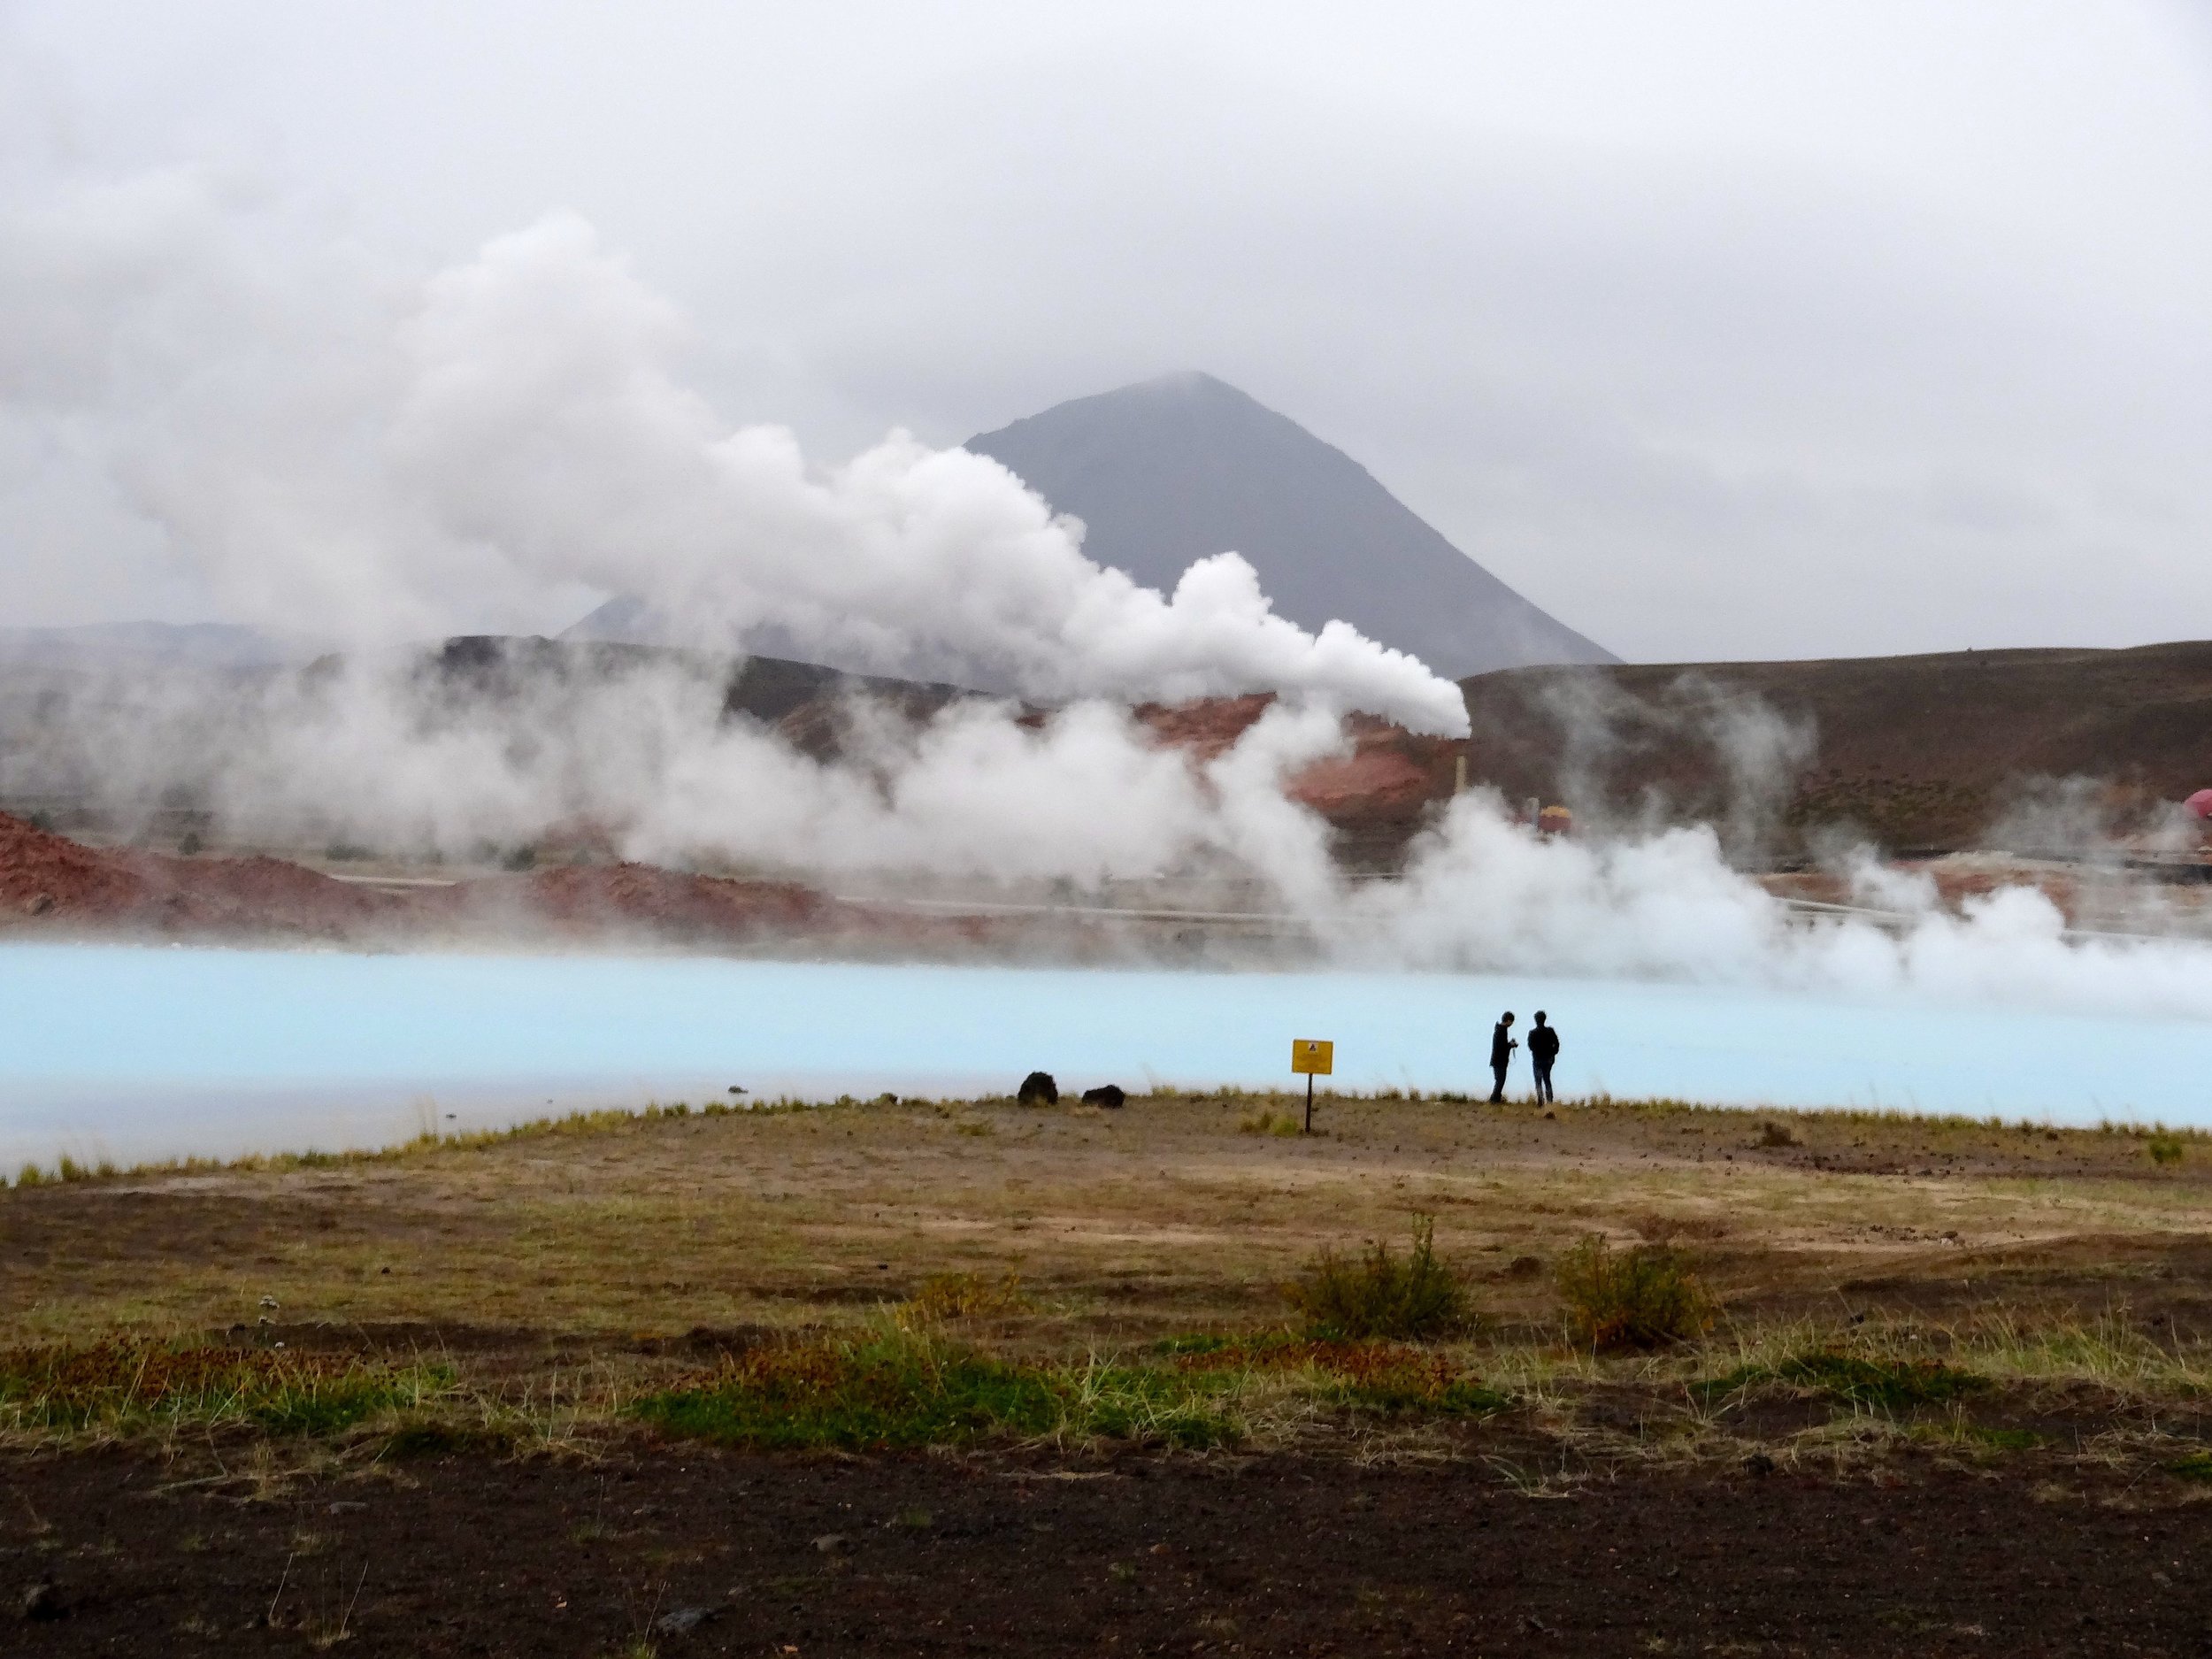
[
  {"left": 1133, "top": 695, "right": 1456, "bottom": 865},
  {"left": 1131, "top": 691, "right": 1276, "bottom": 761},
  {"left": 445, "top": 861, "right": 991, "bottom": 952},
  {"left": 483, "top": 862, "right": 831, "bottom": 935},
  {"left": 0, "top": 811, "right": 397, "bottom": 939},
  {"left": 0, "top": 814, "right": 1004, "bottom": 955},
  {"left": 0, "top": 809, "right": 142, "bottom": 920},
  {"left": 1284, "top": 726, "right": 1437, "bottom": 818}
]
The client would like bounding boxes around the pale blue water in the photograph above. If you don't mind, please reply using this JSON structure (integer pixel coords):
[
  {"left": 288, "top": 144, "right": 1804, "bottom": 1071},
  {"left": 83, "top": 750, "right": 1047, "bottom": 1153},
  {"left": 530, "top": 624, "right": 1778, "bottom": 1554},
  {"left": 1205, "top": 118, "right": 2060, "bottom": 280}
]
[{"left": 4, "top": 943, "right": 2209, "bottom": 1168}]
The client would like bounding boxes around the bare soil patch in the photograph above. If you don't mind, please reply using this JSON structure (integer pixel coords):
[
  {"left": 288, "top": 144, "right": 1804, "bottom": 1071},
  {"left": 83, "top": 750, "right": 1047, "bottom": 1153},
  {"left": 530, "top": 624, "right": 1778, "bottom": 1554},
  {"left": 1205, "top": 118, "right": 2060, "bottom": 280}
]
[{"left": 8, "top": 1445, "right": 2212, "bottom": 1656}]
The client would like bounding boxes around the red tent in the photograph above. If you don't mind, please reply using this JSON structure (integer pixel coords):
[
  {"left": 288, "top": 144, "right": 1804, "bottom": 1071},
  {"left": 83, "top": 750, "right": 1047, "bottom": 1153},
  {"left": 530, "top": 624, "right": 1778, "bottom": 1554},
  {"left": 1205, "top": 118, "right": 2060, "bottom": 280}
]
[{"left": 2189, "top": 789, "right": 2212, "bottom": 820}]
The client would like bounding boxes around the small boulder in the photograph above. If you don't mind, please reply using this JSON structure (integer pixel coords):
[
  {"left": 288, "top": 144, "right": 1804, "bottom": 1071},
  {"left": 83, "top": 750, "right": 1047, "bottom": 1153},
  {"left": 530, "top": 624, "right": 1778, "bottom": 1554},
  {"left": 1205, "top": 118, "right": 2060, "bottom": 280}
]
[
  {"left": 655, "top": 1606, "right": 722, "bottom": 1635},
  {"left": 1017, "top": 1071, "right": 1058, "bottom": 1107},
  {"left": 1079, "top": 1084, "right": 1125, "bottom": 1110},
  {"left": 19, "top": 1579, "right": 62, "bottom": 1622}
]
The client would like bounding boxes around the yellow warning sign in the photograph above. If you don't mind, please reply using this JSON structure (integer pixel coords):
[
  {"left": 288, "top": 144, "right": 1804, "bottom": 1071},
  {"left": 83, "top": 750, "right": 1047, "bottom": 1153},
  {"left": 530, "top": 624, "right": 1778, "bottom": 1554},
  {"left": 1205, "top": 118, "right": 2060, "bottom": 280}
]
[{"left": 1291, "top": 1039, "right": 1334, "bottom": 1076}]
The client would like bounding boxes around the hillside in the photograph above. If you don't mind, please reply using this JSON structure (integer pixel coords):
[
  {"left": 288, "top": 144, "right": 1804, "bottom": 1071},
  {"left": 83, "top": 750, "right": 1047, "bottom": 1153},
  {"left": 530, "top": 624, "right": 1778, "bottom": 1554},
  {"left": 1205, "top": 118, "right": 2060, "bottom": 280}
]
[
  {"left": 968, "top": 372, "right": 1612, "bottom": 678},
  {"left": 1455, "top": 640, "right": 2212, "bottom": 851}
]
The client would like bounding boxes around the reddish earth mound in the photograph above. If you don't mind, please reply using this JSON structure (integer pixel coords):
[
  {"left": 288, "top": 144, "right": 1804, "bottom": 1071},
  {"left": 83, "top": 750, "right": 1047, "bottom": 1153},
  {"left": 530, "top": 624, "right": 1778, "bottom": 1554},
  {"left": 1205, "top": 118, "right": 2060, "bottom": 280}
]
[
  {"left": 0, "top": 810, "right": 142, "bottom": 920},
  {"left": 456, "top": 862, "right": 834, "bottom": 940},
  {"left": 0, "top": 814, "right": 1012, "bottom": 955},
  {"left": 1131, "top": 692, "right": 1275, "bottom": 760},
  {"left": 0, "top": 812, "right": 398, "bottom": 938},
  {"left": 1133, "top": 697, "right": 1456, "bottom": 866},
  {"left": 1285, "top": 717, "right": 1446, "bottom": 819}
]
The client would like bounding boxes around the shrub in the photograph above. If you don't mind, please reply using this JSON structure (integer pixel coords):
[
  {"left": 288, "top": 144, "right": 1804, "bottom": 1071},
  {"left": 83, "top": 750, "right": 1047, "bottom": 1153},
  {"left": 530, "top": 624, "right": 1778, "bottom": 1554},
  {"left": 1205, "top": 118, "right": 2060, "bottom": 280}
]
[
  {"left": 1284, "top": 1216, "right": 1470, "bottom": 1341},
  {"left": 898, "top": 1271, "right": 1027, "bottom": 1325},
  {"left": 1555, "top": 1235, "right": 1712, "bottom": 1350},
  {"left": 2148, "top": 1134, "right": 2185, "bottom": 1167}
]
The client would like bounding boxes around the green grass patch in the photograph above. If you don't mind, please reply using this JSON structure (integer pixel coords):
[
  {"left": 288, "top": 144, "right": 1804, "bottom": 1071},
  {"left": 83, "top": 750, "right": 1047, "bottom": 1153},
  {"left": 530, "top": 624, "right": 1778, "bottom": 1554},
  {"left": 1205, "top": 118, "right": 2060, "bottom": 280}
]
[
  {"left": 634, "top": 1333, "right": 1253, "bottom": 1451},
  {"left": 633, "top": 1328, "right": 1504, "bottom": 1452},
  {"left": 0, "top": 1340, "right": 448, "bottom": 1435},
  {"left": 1170, "top": 1335, "right": 1509, "bottom": 1417},
  {"left": 1701, "top": 1348, "right": 1989, "bottom": 1413},
  {"left": 634, "top": 1336, "right": 1062, "bottom": 1450},
  {"left": 2169, "top": 1449, "right": 2212, "bottom": 1480},
  {"left": 374, "top": 1417, "right": 518, "bottom": 1460},
  {"left": 1961, "top": 1425, "right": 2041, "bottom": 1451}
]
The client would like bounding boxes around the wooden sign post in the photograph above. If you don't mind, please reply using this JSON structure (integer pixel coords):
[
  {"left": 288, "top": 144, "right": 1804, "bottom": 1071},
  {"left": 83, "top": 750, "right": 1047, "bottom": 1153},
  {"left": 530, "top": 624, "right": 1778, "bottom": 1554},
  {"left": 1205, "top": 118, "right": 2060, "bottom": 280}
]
[{"left": 1291, "top": 1039, "right": 1334, "bottom": 1133}]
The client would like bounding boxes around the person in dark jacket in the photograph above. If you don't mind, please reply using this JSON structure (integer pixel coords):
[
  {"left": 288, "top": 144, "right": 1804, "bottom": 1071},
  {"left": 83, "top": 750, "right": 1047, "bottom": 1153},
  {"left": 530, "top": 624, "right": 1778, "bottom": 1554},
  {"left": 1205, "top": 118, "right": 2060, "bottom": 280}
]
[
  {"left": 1527, "top": 1010, "right": 1560, "bottom": 1105},
  {"left": 1487, "top": 1011, "right": 1517, "bottom": 1103}
]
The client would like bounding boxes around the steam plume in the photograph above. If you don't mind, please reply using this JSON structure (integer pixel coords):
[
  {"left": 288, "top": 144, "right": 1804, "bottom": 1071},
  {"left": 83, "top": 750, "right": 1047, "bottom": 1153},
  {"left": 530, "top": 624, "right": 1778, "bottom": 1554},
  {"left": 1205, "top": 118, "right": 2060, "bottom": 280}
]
[{"left": 1, "top": 171, "right": 1468, "bottom": 734}]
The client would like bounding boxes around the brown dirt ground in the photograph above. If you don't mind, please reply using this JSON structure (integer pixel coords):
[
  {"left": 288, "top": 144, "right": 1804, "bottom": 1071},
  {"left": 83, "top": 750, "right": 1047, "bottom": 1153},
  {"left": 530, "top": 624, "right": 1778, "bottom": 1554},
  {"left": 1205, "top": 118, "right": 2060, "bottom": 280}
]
[
  {"left": 9, "top": 1094, "right": 2212, "bottom": 1342},
  {"left": 8, "top": 1444, "right": 2212, "bottom": 1657},
  {"left": 12, "top": 1099, "right": 2212, "bottom": 1654}
]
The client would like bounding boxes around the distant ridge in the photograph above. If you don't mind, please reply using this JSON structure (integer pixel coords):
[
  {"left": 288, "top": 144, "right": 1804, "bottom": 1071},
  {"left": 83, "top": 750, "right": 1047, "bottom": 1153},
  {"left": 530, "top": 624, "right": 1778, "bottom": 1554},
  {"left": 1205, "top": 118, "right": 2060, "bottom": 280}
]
[
  {"left": 966, "top": 372, "right": 1614, "bottom": 677},
  {"left": 0, "top": 621, "right": 304, "bottom": 670}
]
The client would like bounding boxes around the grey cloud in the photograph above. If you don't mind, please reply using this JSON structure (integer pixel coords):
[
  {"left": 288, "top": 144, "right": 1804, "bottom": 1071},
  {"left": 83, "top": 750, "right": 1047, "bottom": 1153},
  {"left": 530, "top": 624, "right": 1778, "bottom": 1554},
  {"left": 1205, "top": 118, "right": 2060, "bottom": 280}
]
[{"left": 4, "top": 1, "right": 2210, "bottom": 661}]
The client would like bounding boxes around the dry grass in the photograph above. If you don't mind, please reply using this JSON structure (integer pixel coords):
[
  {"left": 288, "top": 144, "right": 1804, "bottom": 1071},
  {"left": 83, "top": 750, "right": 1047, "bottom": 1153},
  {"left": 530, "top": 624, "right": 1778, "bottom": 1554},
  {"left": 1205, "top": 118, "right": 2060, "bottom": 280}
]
[
  {"left": 8, "top": 1091, "right": 2212, "bottom": 1467},
  {"left": 7, "top": 1090, "right": 2212, "bottom": 1348}
]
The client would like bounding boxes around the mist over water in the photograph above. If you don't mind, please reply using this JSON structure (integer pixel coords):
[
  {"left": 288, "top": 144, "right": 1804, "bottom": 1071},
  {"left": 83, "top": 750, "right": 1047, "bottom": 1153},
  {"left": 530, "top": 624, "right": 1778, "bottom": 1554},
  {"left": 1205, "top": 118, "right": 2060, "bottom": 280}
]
[
  {"left": 6, "top": 943, "right": 2211, "bottom": 1171},
  {"left": 6, "top": 137, "right": 2212, "bottom": 1171}
]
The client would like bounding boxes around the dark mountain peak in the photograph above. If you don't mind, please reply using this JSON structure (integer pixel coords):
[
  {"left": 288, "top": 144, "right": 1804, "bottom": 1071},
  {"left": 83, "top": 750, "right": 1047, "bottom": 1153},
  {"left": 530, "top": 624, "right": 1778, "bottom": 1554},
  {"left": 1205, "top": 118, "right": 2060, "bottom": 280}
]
[{"left": 968, "top": 377, "right": 1613, "bottom": 678}]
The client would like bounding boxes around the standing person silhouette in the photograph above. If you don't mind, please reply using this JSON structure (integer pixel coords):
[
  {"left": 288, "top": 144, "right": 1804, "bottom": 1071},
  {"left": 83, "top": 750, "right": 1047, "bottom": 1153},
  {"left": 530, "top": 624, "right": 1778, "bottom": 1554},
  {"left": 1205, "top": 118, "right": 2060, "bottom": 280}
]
[
  {"left": 1488, "top": 1011, "right": 1517, "bottom": 1103},
  {"left": 1528, "top": 1010, "right": 1560, "bottom": 1105}
]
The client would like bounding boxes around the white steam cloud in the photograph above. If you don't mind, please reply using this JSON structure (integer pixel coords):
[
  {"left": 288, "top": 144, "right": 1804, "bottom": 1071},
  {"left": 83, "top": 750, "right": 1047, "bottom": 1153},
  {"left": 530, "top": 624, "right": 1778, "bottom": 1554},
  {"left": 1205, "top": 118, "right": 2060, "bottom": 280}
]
[
  {"left": 0, "top": 162, "right": 1467, "bottom": 734},
  {"left": 7, "top": 141, "right": 2212, "bottom": 1038},
  {"left": 13, "top": 649, "right": 2212, "bottom": 1029}
]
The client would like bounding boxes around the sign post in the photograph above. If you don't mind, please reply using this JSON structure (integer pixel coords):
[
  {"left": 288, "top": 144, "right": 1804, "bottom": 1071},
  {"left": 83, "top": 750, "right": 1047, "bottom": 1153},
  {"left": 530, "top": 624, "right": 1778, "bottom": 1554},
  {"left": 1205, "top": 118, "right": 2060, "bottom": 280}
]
[{"left": 1290, "top": 1039, "right": 1334, "bottom": 1133}]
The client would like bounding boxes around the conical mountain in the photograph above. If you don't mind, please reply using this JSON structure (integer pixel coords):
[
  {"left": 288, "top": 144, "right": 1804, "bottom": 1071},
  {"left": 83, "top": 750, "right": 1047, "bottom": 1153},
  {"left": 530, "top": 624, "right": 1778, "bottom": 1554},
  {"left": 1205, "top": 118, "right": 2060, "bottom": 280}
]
[{"left": 966, "top": 372, "right": 1613, "bottom": 677}]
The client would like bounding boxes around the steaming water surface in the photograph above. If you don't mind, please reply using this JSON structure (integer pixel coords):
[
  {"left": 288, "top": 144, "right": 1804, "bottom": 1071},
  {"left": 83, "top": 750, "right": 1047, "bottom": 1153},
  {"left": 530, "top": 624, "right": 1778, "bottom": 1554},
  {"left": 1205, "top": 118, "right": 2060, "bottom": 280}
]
[{"left": 4, "top": 942, "right": 2210, "bottom": 1168}]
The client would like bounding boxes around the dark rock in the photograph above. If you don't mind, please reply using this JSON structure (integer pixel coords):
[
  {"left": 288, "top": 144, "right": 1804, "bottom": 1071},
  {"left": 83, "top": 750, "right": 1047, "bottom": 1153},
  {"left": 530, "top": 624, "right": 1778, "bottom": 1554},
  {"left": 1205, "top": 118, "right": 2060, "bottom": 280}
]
[
  {"left": 19, "top": 1579, "right": 62, "bottom": 1621},
  {"left": 1017, "top": 1071, "right": 1058, "bottom": 1107},
  {"left": 655, "top": 1605, "right": 721, "bottom": 1635},
  {"left": 1743, "top": 1452, "right": 1777, "bottom": 1477},
  {"left": 1079, "top": 1084, "right": 1125, "bottom": 1110}
]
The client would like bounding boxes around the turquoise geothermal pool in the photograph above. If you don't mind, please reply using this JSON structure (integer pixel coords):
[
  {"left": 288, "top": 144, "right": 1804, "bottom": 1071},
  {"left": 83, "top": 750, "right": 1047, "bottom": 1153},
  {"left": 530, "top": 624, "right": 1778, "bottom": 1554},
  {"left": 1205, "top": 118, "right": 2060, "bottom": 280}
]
[{"left": 4, "top": 943, "right": 2210, "bottom": 1168}]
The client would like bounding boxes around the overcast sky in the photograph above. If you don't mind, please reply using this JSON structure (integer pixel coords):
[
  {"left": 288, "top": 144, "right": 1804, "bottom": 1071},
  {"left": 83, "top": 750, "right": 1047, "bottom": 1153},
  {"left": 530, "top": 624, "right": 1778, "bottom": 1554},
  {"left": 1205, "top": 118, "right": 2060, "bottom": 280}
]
[{"left": 4, "top": 1, "right": 2211, "bottom": 664}]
